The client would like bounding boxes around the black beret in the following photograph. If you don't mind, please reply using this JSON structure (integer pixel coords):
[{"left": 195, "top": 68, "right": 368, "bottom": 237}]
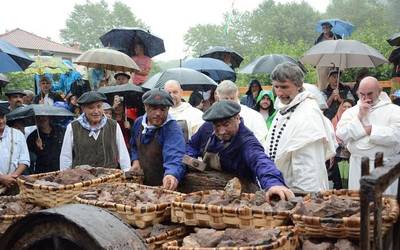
[
  {"left": 114, "top": 72, "right": 131, "bottom": 80},
  {"left": 142, "top": 89, "right": 173, "bottom": 107},
  {"left": 202, "top": 100, "right": 241, "bottom": 122},
  {"left": 77, "top": 91, "right": 107, "bottom": 105},
  {"left": 0, "top": 105, "right": 10, "bottom": 116},
  {"left": 5, "top": 89, "right": 27, "bottom": 97}
]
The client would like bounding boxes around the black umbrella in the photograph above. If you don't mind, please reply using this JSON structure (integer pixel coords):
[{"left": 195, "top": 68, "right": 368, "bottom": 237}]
[
  {"left": 239, "top": 54, "right": 307, "bottom": 74},
  {"left": 141, "top": 68, "right": 218, "bottom": 91},
  {"left": 98, "top": 83, "right": 144, "bottom": 108},
  {"left": 100, "top": 27, "right": 165, "bottom": 58},
  {"left": 200, "top": 46, "right": 243, "bottom": 68},
  {"left": 387, "top": 32, "right": 400, "bottom": 47},
  {"left": 182, "top": 58, "right": 236, "bottom": 82}
]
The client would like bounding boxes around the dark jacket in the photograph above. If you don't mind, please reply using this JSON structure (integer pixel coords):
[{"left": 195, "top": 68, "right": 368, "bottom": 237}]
[
  {"left": 33, "top": 91, "right": 64, "bottom": 104},
  {"left": 323, "top": 83, "right": 354, "bottom": 120},
  {"left": 389, "top": 47, "right": 400, "bottom": 77},
  {"left": 315, "top": 32, "right": 342, "bottom": 44},
  {"left": 240, "top": 80, "right": 262, "bottom": 109}
]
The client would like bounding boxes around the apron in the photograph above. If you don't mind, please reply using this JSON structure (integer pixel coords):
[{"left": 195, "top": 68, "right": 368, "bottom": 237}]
[{"left": 136, "top": 127, "right": 164, "bottom": 186}]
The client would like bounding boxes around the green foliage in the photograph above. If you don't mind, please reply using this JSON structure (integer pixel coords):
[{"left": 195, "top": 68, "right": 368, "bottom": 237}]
[
  {"left": 60, "top": 0, "right": 147, "bottom": 50},
  {"left": 1, "top": 72, "right": 34, "bottom": 100}
]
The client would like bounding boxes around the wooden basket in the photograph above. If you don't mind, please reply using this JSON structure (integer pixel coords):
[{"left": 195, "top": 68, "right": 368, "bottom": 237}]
[
  {"left": 171, "top": 191, "right": 291, "bottom": 229},
  {"left": 75, "top": 183, "right": 183, "bottom": 228},
  {"left": 162, "top": 226, "right": 299, "bottom": 250},
  {"left": 17, "top": 168, "right": 123, "bottom": 208},
  {"left": 145, "top": 226, "right": 188, "bottom": 250},
  {"left": 291, "top": 189, "right": 399, "bottom": 239},
  {"left": 0, "top": 196, "right": 41, "bottom": 234}
]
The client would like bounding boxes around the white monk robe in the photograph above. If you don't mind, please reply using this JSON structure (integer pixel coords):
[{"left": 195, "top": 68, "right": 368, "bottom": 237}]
[
  {"left": 266, "top": 91, "right": 337, "bottom": 192},
  {"left": 336, "top": 92, "right": 400, "bottom": 195},
  {"left": 240, "top": 104, "right": 268, "bottom": 149},
  {"left": 169, "top": 102, "right": 204, "bottom": 139}
]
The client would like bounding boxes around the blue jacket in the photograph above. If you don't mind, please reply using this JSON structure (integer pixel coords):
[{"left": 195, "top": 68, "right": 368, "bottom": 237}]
[
  {"left": 187, "top": 120, "right": 285, "bottom": 190},
  {"left": 130, "top": 115, "right": 186, "bottom": 181}
]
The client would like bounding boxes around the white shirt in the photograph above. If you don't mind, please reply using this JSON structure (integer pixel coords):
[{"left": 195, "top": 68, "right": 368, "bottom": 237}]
[
  {"left": 59, "top": 121, "right": 131, "bottom": 171},
  {"left": 239, "top": 104, "right": 268, "bottom": 148},
  {"left": 336, "top": 92, "right": 400, "bottom": 195},
  {"left": 43, "top": 94, "right": 54, "bottom": 106},
  {"left": 169, "top": 102, "right": 204, "bottom": 139},
  {"left": 0, "top": 126, "right": 30, "bottom": 175}
]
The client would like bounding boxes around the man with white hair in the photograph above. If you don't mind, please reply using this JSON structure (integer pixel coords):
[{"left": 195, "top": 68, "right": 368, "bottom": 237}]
[
  {"left": 337, "top": 76, "right": 400, "bottom": 194},
  {"left": 214, "top": 80, "right": 268, "bottom": 147},
  {"left": 266, "top": 62, "right": 336, "bottom": 193},
  {"left": 164, "top": 80, "right": 204, "bottom": 141}
]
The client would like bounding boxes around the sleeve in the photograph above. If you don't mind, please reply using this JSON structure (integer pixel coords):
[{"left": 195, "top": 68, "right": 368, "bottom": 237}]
[
  {"left": 369, "top": 108, "right": 400, "bottom": 147},
  {"left": 160, "top": 122, "right": 186, "bottom": 182},
  {"left": 59, "top": 124, "right": 74, "bottom": 170},
  {"left": 186, "top": 122, "right": 210, "bottom": 158},
  {"left": 336, "top": 109, "right": 367, "bottom": 144},
  {"left": 115, "top": 123, "right": 131, "bottom": 172},
  {"left": 16, "top": 132, "right": 30, "bottom": 167},
  {"left": 242, "top": 140, "right": 285, "bottom": 190},
  {"left": 250, "top": 113, "right": 268, "bottom": 148},
  {"left": 129, "top": 119, "right": 141, "bottom": 161}
]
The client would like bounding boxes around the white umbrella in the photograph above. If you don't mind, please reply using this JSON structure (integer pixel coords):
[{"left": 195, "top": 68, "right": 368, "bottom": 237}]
[
  {"left": 74, "top": 48, "right": 140, "bottom": 72},
  {"left": 301, "top": 40, "right": 388, "bottom": 69}
]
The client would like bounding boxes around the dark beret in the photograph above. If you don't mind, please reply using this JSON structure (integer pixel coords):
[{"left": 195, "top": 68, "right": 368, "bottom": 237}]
[
  {"left": 114, "top": 72, "right": 131, "bottom": 80},
  {"left": 0, "top": 105, "right": 10, "bottom": 116},
  {"left": 5, "top": 89, "right": 26, "bottom": 97},
  {"left": 142, "top": 89, "right": 173, "bottom": 107},
  {"left": 77, "top": 91, "right": 107, "bottom": 105},
  {"left": 202, "top": 100, "right": 241, "bottom": 122}
]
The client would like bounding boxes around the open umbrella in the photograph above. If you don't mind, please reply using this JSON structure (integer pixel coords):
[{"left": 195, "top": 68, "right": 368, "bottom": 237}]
[
  {"left": 74, "top": 48, "right": 140, "bottom": 72},
  {"left": 239, "top": 54, "right": 307, "bottom": 74},
  {"left": 24, "top": 56, "right": 70, "bottom": 75},
  {"left": 0, "top": 73, "right": 9, "bottom": 87},
  {"left": 387, "top": 32, "right": 400, "bottom": 47},
  {"left": 316, "top": 19, "right": 354, "bottom": 38},
  {"left": 100, "top": 27, "right": 165, "bottom": 58},
  {"left": 98, "top": 83, "right": 144, "bottom": 108},
  {"left": 182, "top": 58, "right": 236, "bottom": 82},
  {"left": 301, "top": 40, "right": 388, "bottom": 69},
  {"left": 142, "top": 68, "right": 217, "bottom": 91},
  {"left": 200, "top": 46, "right": 243, "bottom": 68},
  {"left": 0, "top": 39, "right": 33, "bottom": 73}
]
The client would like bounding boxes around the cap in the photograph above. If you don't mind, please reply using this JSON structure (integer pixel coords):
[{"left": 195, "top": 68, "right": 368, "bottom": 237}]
[
  {"left": 77, "top": 91, "right": 107, "bottom": 105},
  {"left": 202, "top": 100, "right": 241, "bottom": 122},
  {"left": 142, "top": 89, "right": 173, "bottom": 107},
  {"left": 5, "top": 89, "right": 27, "bottom": 97},
  {"left": 102, "top": 102, "right": 112, "bottom": 110},
  {"left": 114, "top": 72, "right": 131, "bottom": 80},
  {"left": 328, "top": 69, "right": 339, "bottom": 77}
]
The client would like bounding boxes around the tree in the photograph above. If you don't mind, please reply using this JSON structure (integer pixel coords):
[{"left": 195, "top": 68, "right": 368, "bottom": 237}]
[{"left": 60, "top": 0, "right": 147, "bottom": 51}]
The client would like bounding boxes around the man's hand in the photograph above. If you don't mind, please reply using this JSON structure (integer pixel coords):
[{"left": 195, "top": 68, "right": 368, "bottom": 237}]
[
  {"left": 35, "top": 137, "right": 44, "bottom": 150},
  {"left": 358, "top": 101, "right": 371, "bottom": 120},
  {"left": 265, "top": 186, "right": 294, "bottom": 202},
  {"left": 363, "top": 125, "right": 372, "bottom": 135},
  {"left": 0, "top": 174, "right": 17, "bottom": 188},
  {"left": 162, "top": 175, "right": 178, "bottom": 191},
  {"left": 130, "top": 160, "right": 141, "bottom": 172}
]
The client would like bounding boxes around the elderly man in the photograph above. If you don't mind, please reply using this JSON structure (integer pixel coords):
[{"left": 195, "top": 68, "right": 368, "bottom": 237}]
[
  {"left": 0, "top": 106, "right": 29, "bottom": 195},
  {"left": 187, "top": 100, "right": 294, "bottom": 201},
  {"left": 114, "top": 72, "right": 131, "bottom": 85},
  {"left": 60, "top": 91, "right": 131, "bottom": 171},
  {"left": 337, "top": 76, "right": 400, "bottom": 194},
  {"left": 164, "top": 80, "right": 204, "bottom": 141},
  {"left": 130, "top": 89, "right": 186, "bottom": 190},
  {"left": 33, "top": 76, "right": 64, "bottom": 105},
  {"left": 214, "top": 80, "right": 268, "bottom": 147},
  {"left": 5, "top": 89, "right": 26, "bottom": 111},
  {"left": 23, "top": 90, "right": 35, "bottom": 105},
  {"left": 265, "top": 63, "right": 336, "bottom": 193}
]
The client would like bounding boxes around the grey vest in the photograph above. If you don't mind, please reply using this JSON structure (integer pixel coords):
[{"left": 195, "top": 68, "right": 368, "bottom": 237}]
[{"left": 71, "top": 119, "right": 119, "bottom": 168}]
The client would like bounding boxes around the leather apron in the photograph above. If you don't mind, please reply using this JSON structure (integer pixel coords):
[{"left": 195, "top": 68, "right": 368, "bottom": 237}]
[{"left": 136, "top": 127, "right": 164, "bottom": 186}]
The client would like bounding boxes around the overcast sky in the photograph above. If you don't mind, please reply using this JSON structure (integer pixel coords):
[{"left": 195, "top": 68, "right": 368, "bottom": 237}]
[{"left": 0, "top": 0, "right": 329, "bottom": 61}]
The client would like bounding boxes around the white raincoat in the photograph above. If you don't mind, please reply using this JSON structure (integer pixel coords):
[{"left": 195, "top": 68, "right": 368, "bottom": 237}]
[{"left": 169, "top": 102, "right": 204, "bottom": 140}]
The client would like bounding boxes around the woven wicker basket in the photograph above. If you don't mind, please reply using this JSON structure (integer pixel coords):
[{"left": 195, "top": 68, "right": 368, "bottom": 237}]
[
  {"left": 291, "top": 189, "right": 400, "bottom": 239},
  {"left": 0, "top": 196, "right": 42, "bottom": 234},
  {"left": 162, "top": 226, "right": 299, "bottom": 250},
  {"left": 145, "top": 226, "right": 188, "bottom": 250},
  {"left": 171, "top": 191, "right": 291, "bottom": 229},
  {"left": 17, "top": 168, "right": 123, "bottom": 208},
  {"left": 75, "top": 183, "right": 183, "bottom": 228}
]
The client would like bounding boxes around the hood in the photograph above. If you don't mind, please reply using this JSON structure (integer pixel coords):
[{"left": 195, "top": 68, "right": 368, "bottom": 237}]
[
  {"left": 245, "top": 79, "right": 262, "bottom": 95},
  {"left": 256, "top": 90, "right": 275, "bottom": 104}
]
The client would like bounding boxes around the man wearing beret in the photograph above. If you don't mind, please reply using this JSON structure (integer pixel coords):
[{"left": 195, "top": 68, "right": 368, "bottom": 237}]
[
  {"left": 5, "top": 89, "right": 26, "bottom": 111},
  {"left": 59, "top": 91, "right": 131, "bottom": 171},
  {"left": 0, "top": 106, "right": 30, "bottom": 195},
  {"left": 114, "top": 72, "right": 131, "bottom": 85},
  {"left": 130, "top": 89, "right": 186, "bottom": 190},
  {"left": 187, "top": 100, "right": 294, "bottom": 201}
]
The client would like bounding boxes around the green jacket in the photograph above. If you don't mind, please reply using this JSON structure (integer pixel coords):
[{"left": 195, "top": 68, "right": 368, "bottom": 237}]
[{"left": 256, "top": 90, "right": 277, "bottom": 129}]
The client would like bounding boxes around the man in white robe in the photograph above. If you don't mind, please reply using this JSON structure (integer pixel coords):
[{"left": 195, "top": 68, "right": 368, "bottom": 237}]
[
  {"left": 265, "top": 63, "right": 337, "bottom": 193},
  {"left": 336, "top": 76, "right": 400, "bottom": 195},
  {"left": 214, "top": 80, "right": 268, "bottom": 148},
  {"left": 164, "top": 80, "right": 204, "bottom": 141}
]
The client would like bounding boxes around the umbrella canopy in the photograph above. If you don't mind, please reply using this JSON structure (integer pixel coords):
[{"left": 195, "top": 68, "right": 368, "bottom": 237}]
[
  {"left": 142, "top": 68, "right": 217, "bottom": 91},
  {"left": 182, "top": 57, "right": 236, "bottom": 82},
  {"left": 0, "top": 39, "right": 34, "bottom": 73},
  {"left": 239, "top": 54, "right": 307, "bottom": 74},
  {"left": 98, "top": 83, "right": 144, "bottom": 108},
  {"left": 100, "top": 27, "right": 165, "bottom": 58},
  {"left": 316, "top": 19, "right": 354, "bottom": 38},
  {"left": 0, "top": 73, "right": 9, "bottom": 87},
  {"left": 387, "top": 32, "right": 400, "bottom": 47},
  {"left": 6, "top": 104, "right": 74, "bottom": 127},
  {"left": 24, "top": 56, "right": 70, "bottom": 75},
  {"left": 74, "top": 48, "right": 140, "bottom": 72},
  {"left": 200, "top": 46, "right": 243, "bottom": 68},
  {"left": 301, "top": 40, "right": 388, "bottom": 69}
]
